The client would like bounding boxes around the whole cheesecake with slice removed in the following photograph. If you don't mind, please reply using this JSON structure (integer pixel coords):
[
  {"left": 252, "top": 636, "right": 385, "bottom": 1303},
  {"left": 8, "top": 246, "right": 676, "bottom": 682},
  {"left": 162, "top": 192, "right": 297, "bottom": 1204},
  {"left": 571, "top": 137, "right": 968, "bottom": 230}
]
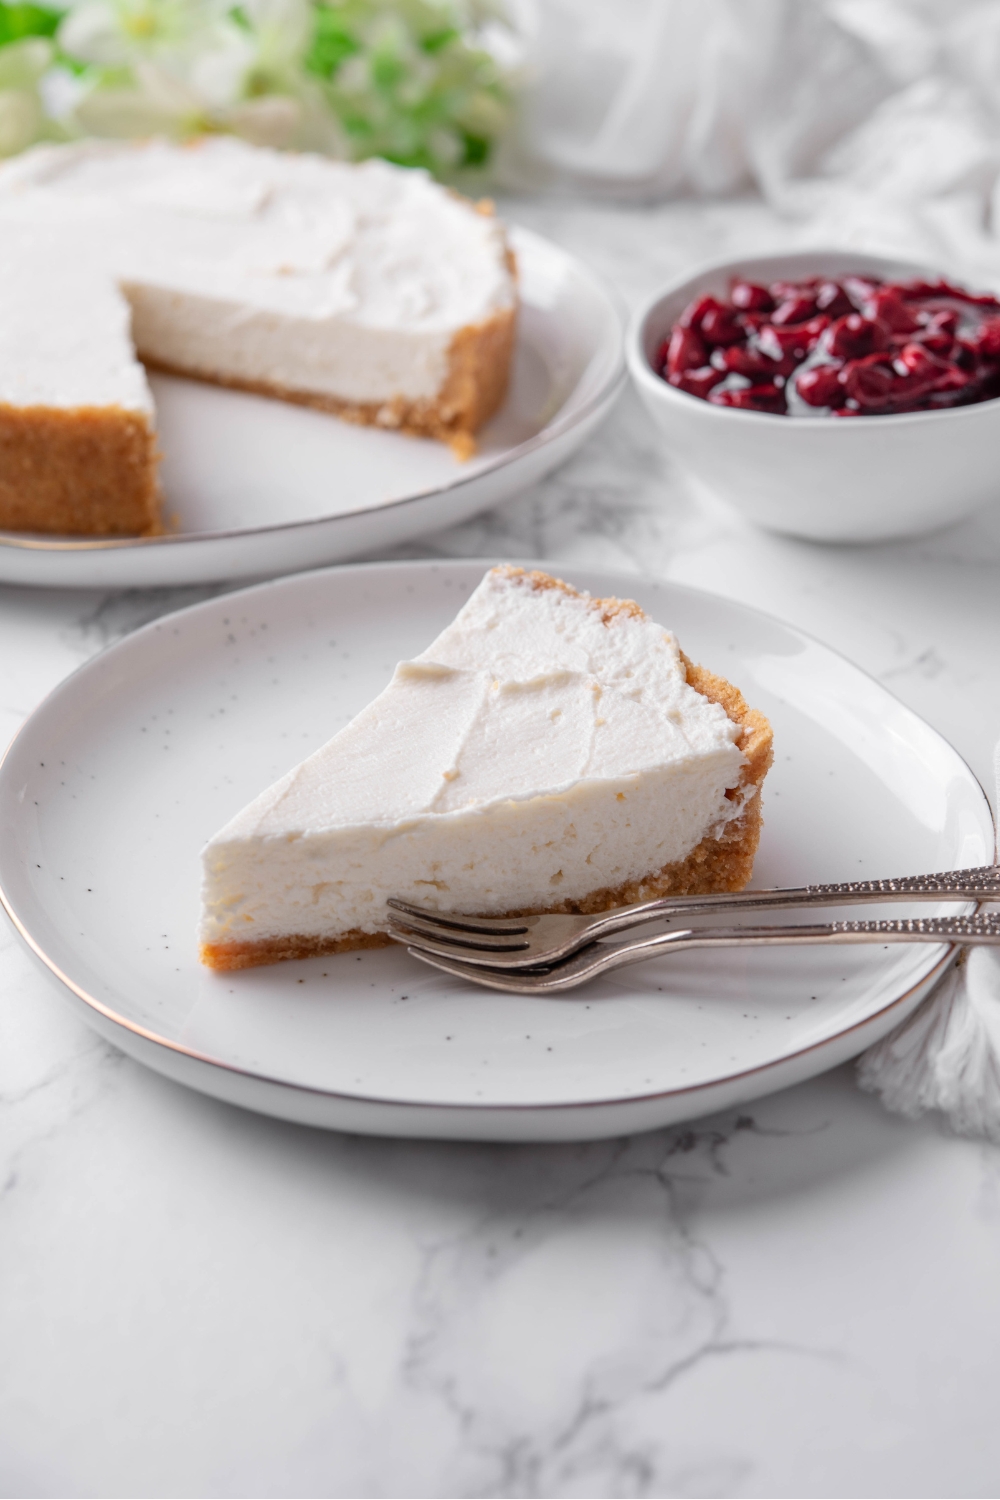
[
  {"left": 199, "top": 567, "right": 773, "bottom": 970},
  {"left": 0, "top": 137, "right": 517, "bottom": 534}
]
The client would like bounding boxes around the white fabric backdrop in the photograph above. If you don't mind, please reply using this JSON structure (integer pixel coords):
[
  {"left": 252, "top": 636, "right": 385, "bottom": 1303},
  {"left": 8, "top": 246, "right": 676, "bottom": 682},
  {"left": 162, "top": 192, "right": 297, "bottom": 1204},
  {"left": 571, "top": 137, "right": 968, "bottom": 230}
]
[{"left": 504, "top": 0, "right": 1000, "bottom": 284}]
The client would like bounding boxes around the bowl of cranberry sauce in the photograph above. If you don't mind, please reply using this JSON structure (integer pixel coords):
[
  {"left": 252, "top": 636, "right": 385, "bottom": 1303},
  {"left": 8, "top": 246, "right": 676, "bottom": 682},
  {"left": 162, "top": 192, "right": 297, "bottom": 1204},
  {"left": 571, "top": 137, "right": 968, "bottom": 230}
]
[{"left": 627, "top": 251, "right": 1000, "bottom": 542}]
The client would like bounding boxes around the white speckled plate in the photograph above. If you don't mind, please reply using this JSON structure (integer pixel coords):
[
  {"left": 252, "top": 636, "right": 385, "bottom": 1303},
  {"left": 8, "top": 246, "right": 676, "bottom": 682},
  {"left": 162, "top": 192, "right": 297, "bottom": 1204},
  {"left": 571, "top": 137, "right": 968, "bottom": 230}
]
[
  {"left": 0, "top": 230, "right": 623, "bottom": 590},
  {"left": 0, "top": 561, "right": 992, "bottom": 1140}
]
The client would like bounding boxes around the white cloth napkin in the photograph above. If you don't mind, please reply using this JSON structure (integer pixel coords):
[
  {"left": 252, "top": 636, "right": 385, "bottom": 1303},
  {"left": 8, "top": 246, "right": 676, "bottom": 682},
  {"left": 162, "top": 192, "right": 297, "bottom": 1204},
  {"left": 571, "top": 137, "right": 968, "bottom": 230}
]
[{"left": 857, "top": 742, "right": 1000, "bottom": 1142}]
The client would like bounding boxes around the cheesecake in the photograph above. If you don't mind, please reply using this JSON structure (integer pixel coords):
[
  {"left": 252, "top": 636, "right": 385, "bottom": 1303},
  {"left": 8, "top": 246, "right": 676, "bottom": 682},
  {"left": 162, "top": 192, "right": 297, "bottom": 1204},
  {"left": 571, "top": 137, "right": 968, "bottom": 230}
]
[
  {"left": 199, "top": 566, "right": 773, "bottom": 971},
  {"left": 0, "top": 138, "right": 518, "bottom": 534}
]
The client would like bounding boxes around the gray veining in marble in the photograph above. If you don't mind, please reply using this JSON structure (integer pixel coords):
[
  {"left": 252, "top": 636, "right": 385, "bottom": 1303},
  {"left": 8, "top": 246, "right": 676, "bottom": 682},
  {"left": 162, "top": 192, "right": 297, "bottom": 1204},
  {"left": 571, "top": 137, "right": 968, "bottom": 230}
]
[{"left": 3, "top": 192, "right": 1000, "bottom": 1499}]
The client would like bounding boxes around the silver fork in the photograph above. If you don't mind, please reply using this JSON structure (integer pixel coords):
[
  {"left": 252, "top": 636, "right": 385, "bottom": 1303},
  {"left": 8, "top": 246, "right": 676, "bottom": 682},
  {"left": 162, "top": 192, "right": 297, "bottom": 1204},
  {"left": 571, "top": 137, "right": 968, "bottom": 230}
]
[
  {"left": 386, "top": 865, "right": 1000, "bottom": 971},
  {"left": 396, "top": 912, "right": 1000, "bottom": 995}
]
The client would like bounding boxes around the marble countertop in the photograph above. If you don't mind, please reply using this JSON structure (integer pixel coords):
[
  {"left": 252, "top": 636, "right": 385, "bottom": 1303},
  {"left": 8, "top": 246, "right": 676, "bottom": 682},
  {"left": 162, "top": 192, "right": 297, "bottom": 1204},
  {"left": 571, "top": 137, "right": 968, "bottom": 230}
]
[{"left": 3, "top": 193, "right": 1000, "bottom": 1499}]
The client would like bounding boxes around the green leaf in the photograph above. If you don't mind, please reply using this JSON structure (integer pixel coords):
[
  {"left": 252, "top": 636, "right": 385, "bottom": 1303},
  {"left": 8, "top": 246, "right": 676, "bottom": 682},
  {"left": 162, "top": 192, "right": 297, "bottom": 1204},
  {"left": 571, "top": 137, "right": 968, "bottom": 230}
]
[
  {"left": 0, "top": 0, "right": 62, "bottom": 46},
  {"left": 370, "top": 50, "right": 406, "bottom": 91},
  {"left": 306, "top": 3, "right": 362, "bottom": 79},
  {"left": 421, "top": 27, "right": 457, "bottom": 54},
  {"left": 460, "top": 129, "right": 489, "bottom": 167}
]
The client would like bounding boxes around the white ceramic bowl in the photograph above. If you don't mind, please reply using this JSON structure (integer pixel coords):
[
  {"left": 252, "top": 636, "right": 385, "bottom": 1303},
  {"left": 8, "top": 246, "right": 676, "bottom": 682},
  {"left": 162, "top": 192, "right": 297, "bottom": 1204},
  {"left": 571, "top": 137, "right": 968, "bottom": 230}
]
[{"left": 627, "top": 249, "right": 1000, "bottom": 543}]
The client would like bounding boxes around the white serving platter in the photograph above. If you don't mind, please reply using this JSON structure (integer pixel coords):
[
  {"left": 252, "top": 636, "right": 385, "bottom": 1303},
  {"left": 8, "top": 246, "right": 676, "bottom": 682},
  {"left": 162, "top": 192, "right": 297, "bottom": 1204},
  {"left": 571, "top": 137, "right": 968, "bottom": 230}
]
[
  {"left": 0, "top": 231, "right": 624, "bottom": 589},
  {"left": 0, "top": 560, "right": 992, "bottom": 1141}
]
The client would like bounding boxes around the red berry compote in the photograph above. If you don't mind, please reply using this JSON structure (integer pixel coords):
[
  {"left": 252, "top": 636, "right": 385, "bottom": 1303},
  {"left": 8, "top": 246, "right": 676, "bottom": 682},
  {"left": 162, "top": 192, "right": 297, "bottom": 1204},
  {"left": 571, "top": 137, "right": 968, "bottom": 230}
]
[{"left": 657, "top": 274, "right": 1000, "bottom": 416}]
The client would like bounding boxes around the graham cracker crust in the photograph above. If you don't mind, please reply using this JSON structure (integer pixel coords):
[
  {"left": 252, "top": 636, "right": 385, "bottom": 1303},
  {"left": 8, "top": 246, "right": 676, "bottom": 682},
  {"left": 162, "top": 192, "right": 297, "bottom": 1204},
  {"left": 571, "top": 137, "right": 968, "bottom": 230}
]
[
  {"left": 0, "top": 404, "right": 162, "bottom": 536},
  {"left": 201, "top": 928, "right": 391, "bottom": 971},
  {"left": 200, "top": 568, "right": 774, "bottom": 973}
]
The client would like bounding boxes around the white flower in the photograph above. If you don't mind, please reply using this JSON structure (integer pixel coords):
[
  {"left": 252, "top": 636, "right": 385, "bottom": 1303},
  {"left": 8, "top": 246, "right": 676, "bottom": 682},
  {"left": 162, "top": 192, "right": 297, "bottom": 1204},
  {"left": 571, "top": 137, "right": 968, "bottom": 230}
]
[
  {"left": 186, "top": 26, "right": 256, "bottom": 110},
  {"left": 240, "top": 0, "right": 313, "bottom": 86},
  {"left": 59, "top": 0, "right": 324, "bottom": 143},
  {"left": 66, "top": 9, "right": 335, "bottom": 150},
  {"left": 58, "top": 0, "right": 232, "bottom": 69},
  {"left": 72, "top": 60, "right": 204, "bottom": 137},
  {"left": 0, "top": 38, "right": 53, "bottom": 158},
  {"left": 60, "top": 0, "right": 260, "bottom": 135}
]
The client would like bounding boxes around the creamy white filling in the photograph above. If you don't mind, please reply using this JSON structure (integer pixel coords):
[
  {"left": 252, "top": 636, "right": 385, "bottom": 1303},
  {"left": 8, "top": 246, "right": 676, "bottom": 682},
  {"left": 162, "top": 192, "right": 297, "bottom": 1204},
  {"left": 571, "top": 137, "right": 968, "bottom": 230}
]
[
  {"left": 0, "top": 229, "right": 153, "bottom": 414},
  {"left": 123, "top": 281, "right": 451, "bottom": 404},
  {"left": 200, "top": 569, "right": 749, "bottom": 946},
  {"left": 0, "top": 138, "right": 516, "bottom": 406}
]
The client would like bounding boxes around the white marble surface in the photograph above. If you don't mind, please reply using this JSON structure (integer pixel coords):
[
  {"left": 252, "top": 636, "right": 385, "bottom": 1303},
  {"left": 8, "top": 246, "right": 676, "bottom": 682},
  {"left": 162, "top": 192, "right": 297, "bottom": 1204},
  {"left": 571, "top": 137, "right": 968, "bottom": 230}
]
[{"left": 4, "top": 193, "right": 1000, "bottom": 1499}]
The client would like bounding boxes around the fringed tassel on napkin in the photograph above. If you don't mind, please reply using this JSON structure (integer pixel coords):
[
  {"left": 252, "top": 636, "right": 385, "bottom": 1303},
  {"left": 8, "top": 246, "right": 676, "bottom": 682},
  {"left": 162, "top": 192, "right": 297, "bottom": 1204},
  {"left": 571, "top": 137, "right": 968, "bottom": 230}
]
[
  {"left": 857, "top": 742, "right": 1000, "bottom": 1142},
  {"left": 857, "top": 947, "right": 1000, "bottom": 1141}
]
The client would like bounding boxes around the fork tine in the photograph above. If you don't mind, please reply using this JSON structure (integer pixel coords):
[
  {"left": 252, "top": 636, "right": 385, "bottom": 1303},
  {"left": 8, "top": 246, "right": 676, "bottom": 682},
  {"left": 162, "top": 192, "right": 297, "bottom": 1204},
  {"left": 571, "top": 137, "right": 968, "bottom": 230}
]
[
  {"left": 386, "top": 897, "right": 531, "bottom": 936},
  {"left": 404, "top": 945, "right": 550, "bottom": 993},
  {"left": 386, "top": 917, "right": 530, "bottom": 954}
]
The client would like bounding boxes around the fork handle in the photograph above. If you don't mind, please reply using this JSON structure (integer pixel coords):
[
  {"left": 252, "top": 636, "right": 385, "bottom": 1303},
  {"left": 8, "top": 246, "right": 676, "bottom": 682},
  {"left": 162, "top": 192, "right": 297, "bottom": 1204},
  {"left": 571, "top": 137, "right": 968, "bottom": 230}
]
[
  {"left": 593, "top": 914, "right": 1000, "bottom": 980},
  {"left": 583, "top": 865, "right": 1000, "bottom": 943}
]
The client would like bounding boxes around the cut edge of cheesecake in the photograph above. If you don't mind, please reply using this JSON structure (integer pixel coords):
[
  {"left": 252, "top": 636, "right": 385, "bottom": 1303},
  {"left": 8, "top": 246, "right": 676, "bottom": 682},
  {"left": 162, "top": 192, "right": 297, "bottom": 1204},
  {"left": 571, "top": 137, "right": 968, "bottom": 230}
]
[
  {"left": 143, "top": 298, "right": 518, "bottom": 461},
  {"left": 199, "top": 567, "right": 774, "bottom": 972}
]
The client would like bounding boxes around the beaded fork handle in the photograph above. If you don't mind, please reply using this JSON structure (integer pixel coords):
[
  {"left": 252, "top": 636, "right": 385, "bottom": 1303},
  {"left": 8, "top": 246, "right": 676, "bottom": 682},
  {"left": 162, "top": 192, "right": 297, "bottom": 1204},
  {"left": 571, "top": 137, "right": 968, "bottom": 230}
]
[{"left": 576, "top": 865, "right": 1000, "bottom": 944}]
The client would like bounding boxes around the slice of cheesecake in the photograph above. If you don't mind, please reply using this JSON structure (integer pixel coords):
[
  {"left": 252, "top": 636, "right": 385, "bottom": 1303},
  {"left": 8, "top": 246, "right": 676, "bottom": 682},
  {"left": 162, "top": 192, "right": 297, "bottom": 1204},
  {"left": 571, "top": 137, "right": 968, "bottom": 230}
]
[
  {"left": 0, "top": 230, "right": 161, "bottom": 536},
  {"left": 199, "top": 567, "right": 773, "bottom": 971}
]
